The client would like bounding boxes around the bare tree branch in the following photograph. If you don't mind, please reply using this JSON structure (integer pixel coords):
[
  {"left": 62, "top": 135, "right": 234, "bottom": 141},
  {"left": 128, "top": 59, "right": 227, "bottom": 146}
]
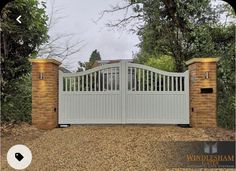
[
  {"left": 96, "top": 1, "right": 144, "bottom": 32},
  {"left": 47, "top": 0, "right": 67, "bottom": 29},
  {"left": 37, "top": 0, "right": 84, "bottom": 65},
  {"left": 97, "top": 0, "right": 192, "bottom": 33},
  {"left": 106, "top": 14, "right": 142, "bottom": 27},
  {"left": 96, "top": 3, "right": 135, "bottom": 23}
]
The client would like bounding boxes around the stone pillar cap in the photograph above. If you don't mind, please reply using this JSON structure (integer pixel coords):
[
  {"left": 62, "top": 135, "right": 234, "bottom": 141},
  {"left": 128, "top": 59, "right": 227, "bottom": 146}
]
[
  {"left": 29, "top": 58, "right": 62, "bottom": 65},
  {"left": 186, "top": 57, "right": 220, "bottom": 66}
]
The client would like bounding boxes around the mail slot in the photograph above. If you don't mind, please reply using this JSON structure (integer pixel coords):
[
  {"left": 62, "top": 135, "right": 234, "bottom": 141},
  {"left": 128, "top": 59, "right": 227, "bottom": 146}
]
[{"left": 200, "top": 88, "right": 213, "bottom": 94}]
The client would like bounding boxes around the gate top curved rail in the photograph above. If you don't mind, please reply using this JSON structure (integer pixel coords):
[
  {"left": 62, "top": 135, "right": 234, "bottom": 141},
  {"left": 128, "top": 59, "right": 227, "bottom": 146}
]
[
  {"left": 127, "top": 62, "right": 188, "bottom": 92},
  {"left": 61, "top": 63, "right": 120, "bottom": 77},
  {"left": 127, "top": 63, "right": 188, "bottom": 77}
]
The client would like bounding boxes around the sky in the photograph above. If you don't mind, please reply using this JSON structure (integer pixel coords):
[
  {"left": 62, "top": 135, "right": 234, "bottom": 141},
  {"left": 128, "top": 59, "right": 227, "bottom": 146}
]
[{"left": 45, "top": 0, "right": 140, "bottom": 71}]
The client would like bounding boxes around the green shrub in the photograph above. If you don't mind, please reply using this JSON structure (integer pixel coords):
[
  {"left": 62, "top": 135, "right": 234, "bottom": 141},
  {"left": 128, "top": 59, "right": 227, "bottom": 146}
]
[
  {"left": 1, "top": 74, "right": 32, "bottom": 123},
  {"left": 144, "top": 55, "right": 175, "bottom": 72},
  {"left": 217, "top": 54, "right": 235, "bottom": 129}
]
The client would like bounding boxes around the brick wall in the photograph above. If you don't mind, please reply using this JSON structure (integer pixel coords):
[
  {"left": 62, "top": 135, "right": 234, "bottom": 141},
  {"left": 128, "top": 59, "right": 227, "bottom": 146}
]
[
  {"left": 30, "top": 59, "right": 61, "bottom": 129},
  {"left": 186, "top": 58, "right": 219, "bottom": 127}
]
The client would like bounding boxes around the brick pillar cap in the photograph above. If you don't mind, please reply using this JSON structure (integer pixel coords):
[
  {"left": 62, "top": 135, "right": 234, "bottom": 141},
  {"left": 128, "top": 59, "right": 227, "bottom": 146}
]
[
  {"left": 29, "top": 58, "right": 61, "bottom": 65},
  {"left": 185, "top": 57, "right": 220, "bottom": 66}
]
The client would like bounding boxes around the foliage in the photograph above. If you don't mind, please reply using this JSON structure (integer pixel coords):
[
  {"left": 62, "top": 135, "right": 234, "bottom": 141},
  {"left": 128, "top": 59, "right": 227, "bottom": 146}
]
[
  {"left": 89, "top": 49, "right": 101, "bottom": 62},
  {"left": 144, "top": 55, "right": 175, "bottom": 72},
  {"left": 1, "top": 0, "right": 48, "bottom": 122},
  {"left": 1, "top": 75, "right": 32, "bottom": 123},
  {"left": 77, "top": 61, "right": 86, "bottom": 72},
  {"left": 136, "top": 0, "right": 221, "bottom": 71},
  {"left": 77, "top": 49, "right": 101, "bottom": 71},
  {"left": 216, "top": 25, "right": 235, "bottom": 129}
]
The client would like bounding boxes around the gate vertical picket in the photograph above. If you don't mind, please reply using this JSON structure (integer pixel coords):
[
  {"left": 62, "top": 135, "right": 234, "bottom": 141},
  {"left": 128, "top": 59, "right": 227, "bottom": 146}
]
[{"left": 121, "top": 61, "right": 127, "bottom": 123}]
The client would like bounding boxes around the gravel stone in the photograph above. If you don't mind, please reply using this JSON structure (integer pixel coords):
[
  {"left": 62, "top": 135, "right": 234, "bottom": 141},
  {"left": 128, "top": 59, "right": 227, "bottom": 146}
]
[{"left": 1, "top": 125, "right": 235, "bottom": 171}]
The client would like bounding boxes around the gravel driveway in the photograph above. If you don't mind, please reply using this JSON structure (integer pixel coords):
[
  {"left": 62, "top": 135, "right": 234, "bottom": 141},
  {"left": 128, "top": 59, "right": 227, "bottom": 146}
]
[{"left": 1, "top": 125, "right": 235, "bottom": 171}]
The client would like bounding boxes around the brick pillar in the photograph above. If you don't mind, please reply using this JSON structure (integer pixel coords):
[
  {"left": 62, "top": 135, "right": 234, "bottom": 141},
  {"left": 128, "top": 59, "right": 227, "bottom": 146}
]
[
  {"left": 29, "top": 59, "right": 61, "bottom": 129},
  {"left": 186, "top": 58, "right": 219, "bottom": 128}
]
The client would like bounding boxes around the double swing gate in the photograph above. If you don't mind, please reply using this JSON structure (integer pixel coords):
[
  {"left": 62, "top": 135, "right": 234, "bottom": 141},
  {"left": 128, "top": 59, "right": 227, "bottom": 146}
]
[{"left": 59, "top": 61, "right": 189, "bottom": 124}]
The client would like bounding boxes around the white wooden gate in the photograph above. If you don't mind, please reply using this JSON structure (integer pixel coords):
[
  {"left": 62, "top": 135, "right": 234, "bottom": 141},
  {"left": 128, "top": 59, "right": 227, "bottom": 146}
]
[{"left": 59, "top": 61, "right": 189, "bottom": 124}]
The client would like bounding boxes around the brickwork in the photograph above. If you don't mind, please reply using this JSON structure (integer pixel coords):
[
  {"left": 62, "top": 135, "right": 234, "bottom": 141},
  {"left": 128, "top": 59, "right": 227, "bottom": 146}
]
[
  {"left": 30, "top": 59, "right": 61, "bottom": 129},
  {"left": 186, "top": 58, "right": 219, "bottom": 127}
]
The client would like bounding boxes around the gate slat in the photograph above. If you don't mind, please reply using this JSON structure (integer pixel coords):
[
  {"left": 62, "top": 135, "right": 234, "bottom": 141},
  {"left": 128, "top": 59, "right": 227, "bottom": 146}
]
[
  {"left": 90, "top": 74, "right": 92, "bottom": 91},
  {"left": 111, "top": 68, "right": 113, "bottom": 91},
  {"left": 163, "top": 75, "right": 165, "bottom": 91},
  {"left": 142, "top": 69, "right": 145, "bottom": 91},
  {"left": 73, "top": 77, "right": 75, "bottom": 91},
  {"left": 98, "top": 71, "right": 101, "bottom": 91},
  {"left": 86, "top": 75, "right": 88, "bottom": 91},
  {"left": 151, "top": 72, "right": 153, "bottom": 91},
  {"left": 171, "top": 77, "right": 174, "bottom": 91},
  {"left": 94, "top": 72, "right": 97, "bottom": 91},
  {"left": 180, "top": 77, "right": 182, "bottom": 91},
  {"left": 65, "top": 78, "right": 67, "bottom": 91},
  {"left": 114, "top": 68, "right": 117, "bottom": 91},
  {"left": 138, "top": 68, "right": 141, "bottom": 91},
  {"left": 82, "top": 76, "right": 84, "bottom": 91},
  {"left": 70, "top": 77, "right": 72, "bottom": 91},
  {"left": 155, "top": 73, "right": 157, "bottom": 91},
  {"left": 146, "top": 70, "right": 149, "bottom": 91},
  {"left": 106, "top": 69, "right": 109, "bottom": 91},
  {"left": 134, "top": 68, "right": 136, "bottom": 91},
  {"left": 130, "top": 68, "right": 132, "bottom": 91},
  {"left": 103, "top": 70, "right": 105, "bottom": 91},
  {"left": 175, "top": 77, "right": 178, "bottom": 91},
  {"left": 173, "top": 77, "right": 175, "bottom": 91},
  {"left": 78, "top": 76, "right": 80, "bottom": 91},
  {"left": 167, "top": 76, "right": 169, "bottom": 91}
]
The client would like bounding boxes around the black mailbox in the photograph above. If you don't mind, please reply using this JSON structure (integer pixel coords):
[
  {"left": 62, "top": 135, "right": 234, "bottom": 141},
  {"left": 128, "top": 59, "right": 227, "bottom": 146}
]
[{"left": 200, "top": 88, "right": 213, "bottom": 94}]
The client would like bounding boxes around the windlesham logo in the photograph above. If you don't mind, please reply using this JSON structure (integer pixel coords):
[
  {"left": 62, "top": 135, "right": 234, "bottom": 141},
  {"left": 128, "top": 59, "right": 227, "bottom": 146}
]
[{"left": 186, "top": 141, "right": 235, "bottom": 168}]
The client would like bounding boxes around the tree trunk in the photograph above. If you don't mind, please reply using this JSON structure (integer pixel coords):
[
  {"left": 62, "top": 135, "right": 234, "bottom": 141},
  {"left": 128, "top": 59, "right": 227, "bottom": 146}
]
[
  {"left": 175, "top": 59, "right": 184, "bottom": 72},
  {"left": 173, "top": 51, "right": 184, "bottom": 72}
]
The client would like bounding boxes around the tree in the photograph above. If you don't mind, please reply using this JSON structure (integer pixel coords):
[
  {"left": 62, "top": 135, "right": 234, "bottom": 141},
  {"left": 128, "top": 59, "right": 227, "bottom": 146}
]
[
  {"left": 89, "top": 49, "right": 101, "bottom": 62},
  {"left": 1, "top": 0, "right": 48, "bottom": 122},
  {"left": 138, "top": 0, "right": 222, "bottom": 71},
  {"left": 100, "top": 0, "right": 229, "bottom": 71},
  {"left": 77, "top": 49, "right": 101, "bottom": 71}
]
